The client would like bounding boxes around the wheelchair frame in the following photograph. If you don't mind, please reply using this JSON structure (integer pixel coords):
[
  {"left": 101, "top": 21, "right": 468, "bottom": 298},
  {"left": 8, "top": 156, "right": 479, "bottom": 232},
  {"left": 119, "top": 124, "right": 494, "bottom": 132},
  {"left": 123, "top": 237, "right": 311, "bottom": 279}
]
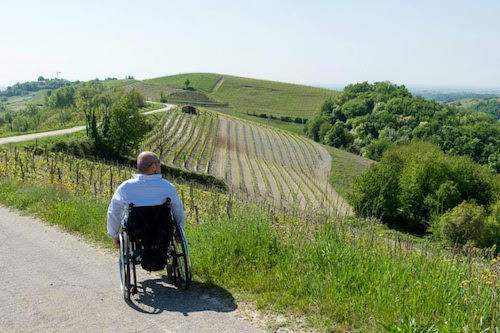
[{"left": 118, "top": 198, "right": 192, "bottom": 301}]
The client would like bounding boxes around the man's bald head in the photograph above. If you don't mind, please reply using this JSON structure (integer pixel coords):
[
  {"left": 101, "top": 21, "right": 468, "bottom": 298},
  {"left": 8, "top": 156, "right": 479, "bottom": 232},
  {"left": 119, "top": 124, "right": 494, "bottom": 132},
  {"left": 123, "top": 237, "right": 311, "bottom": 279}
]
[{"left": 137, "top": 151, "right": 161, "bottom": 174}]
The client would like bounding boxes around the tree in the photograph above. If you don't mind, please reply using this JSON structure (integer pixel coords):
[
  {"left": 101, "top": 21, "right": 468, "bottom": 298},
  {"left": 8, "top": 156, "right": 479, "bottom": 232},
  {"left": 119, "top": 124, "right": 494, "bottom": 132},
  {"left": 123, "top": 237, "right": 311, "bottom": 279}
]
[
  {"left": 160, "top": 92, "right": 168, "bottom": 103},
  {"left": 37, "top": 76, "right": 45, "bottom": 82},
  {"left": 320, "top": 98, "right": 334, "bottom": 114},
  {"left": 184, "top": 79, "right": 190, "bottom": 90},
  {"left": 324, "top": 122, "right": 353, "bottom": 148},
  {"left": 106, "top": 92, "right": 149, "bottom": 157}
]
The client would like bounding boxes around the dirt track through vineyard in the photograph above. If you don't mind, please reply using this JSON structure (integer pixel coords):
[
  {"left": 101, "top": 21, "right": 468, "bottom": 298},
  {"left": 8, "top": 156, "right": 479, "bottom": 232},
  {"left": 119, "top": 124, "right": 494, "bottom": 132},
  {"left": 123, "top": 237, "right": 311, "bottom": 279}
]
[{"left": 143, "top": 109, "right": 351, "bottom": 216}]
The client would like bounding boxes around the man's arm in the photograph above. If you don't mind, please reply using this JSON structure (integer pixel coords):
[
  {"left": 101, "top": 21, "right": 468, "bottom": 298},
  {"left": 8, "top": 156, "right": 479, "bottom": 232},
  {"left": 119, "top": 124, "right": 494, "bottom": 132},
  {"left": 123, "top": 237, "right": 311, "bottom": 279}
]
[
  {"left": 107, "top": 186, "right": 126, "bottom": 239},
  {"left": 170, "top": 191, "right": 185, "bottom": 230}
]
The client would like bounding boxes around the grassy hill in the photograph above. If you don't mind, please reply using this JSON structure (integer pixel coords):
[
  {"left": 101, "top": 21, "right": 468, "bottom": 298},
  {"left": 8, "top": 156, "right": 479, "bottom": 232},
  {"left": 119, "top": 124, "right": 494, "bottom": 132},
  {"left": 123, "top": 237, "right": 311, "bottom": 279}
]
[
  {"left": 3, "top": 89, "right": 48, "bottom": 111},
  {"left": 144, "top": 73, "right": 337, "bottom": 118},
  {"left": 448, "top": 96, "right": 500, "bottom": 120},
  {"left": 211, "top": 75, "right": 337, "bottom": 118}
]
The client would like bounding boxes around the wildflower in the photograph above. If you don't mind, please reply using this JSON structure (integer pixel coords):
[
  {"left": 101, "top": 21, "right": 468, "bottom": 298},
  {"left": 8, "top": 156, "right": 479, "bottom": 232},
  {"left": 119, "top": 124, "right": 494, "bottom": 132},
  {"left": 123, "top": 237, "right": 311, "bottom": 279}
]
[
  {"left": 378, "top": 233, "right": 383, "bottom": 237},
  {"left": 486, "top": 281, "right": 493, "bottom": 285},
  {"left": 492, "top": 258, "right": 497, "bottom": 263},
  {"left": 461, "top": 280, "right": 469, "bottom": 286}
]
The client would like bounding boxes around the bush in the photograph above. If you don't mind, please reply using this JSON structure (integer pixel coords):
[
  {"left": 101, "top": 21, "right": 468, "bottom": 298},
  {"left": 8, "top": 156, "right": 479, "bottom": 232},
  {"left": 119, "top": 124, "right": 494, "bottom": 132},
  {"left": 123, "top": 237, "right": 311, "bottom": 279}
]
[
  {"left": 439, "top": 201, "right": 490, "bottom": 247},
  {"left": 51, "top": 138, "right": 95, "bottom": 158},
  {"left": 351, "top": 141, "right": 500, "bottom": 234}
]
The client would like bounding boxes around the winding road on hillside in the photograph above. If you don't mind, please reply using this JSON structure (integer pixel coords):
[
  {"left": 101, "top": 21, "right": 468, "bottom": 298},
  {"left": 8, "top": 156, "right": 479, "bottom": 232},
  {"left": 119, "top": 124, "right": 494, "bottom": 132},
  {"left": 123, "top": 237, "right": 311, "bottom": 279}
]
[
  {"left": 0, "top": 206, "right": 264, "bottom": 333},
  {"left": 0, "top": 103, "right": 177, "bottom": 145}
]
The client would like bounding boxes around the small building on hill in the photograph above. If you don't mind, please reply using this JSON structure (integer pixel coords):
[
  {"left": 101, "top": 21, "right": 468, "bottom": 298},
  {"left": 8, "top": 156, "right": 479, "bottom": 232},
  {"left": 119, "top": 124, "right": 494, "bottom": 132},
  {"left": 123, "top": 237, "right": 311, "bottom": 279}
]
[{"left": 182, "top": 105, "right": 197, "bottom": 114}]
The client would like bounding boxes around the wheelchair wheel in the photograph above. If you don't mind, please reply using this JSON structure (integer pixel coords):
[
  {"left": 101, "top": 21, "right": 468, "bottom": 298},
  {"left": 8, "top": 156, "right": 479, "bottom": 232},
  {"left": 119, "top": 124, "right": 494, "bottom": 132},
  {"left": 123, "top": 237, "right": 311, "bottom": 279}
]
[
  {"left": 172, "top": 225, "right": 191, "bottom": 290},
  {"left": 119, "top": 232, "right": 131, "bottom": 301}
]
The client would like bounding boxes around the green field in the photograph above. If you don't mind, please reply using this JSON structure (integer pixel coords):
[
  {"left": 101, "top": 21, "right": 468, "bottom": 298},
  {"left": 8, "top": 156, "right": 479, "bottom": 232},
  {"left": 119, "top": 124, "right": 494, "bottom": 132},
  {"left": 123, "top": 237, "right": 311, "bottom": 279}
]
[
  {"left": 211, "top": 75, "right": 337, "bottom": 118},
  {"left": 3, "top": 89, "right": 48, "bottom": 111}
]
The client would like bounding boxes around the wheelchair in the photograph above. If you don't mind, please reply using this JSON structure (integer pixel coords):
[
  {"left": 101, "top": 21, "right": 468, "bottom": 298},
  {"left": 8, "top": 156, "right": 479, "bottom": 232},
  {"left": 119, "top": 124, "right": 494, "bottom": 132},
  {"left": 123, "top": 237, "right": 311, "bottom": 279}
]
[{"left": 118, "top": 198, "right": 191, "bottom": 301}]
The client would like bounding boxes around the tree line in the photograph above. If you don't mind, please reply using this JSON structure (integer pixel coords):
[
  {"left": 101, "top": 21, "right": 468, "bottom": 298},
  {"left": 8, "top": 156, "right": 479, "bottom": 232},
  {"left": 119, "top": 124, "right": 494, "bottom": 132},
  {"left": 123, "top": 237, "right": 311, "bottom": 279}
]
[
  {"left": 307, "top": 81, "right": 500, "bottom": 172},
  {"left": 0, "top": 78, "right": 72, "bottom": 98}
]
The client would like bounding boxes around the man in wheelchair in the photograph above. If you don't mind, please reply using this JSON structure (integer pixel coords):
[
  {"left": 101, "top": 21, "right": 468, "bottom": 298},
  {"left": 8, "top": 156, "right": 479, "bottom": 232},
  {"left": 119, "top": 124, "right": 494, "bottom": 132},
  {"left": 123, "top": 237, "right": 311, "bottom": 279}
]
[{"left": 106, "top": 151, "right": 191, "bottom": 300}]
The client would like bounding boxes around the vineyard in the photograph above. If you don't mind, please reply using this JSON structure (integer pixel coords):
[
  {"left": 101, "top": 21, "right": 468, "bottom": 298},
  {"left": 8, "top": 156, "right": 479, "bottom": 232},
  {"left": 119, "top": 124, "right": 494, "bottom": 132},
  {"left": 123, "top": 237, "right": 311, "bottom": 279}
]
[
  {"left": 0, "top": 145, "right": 339, "bottom": 227},
  {"left": 142, "top": 108, "right": 350, "bottom": 216},
  {"left": 0, "top": 145, "right": 243, "bottom": 224}
]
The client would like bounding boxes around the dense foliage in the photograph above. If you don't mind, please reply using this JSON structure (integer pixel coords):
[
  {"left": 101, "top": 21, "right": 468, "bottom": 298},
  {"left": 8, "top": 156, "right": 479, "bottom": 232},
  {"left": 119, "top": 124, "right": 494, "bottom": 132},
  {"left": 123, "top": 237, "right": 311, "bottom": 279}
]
[
  {"left": 450, "top": 97, "right": 500, "bottom": 120},
  {"left": 307, "top": 82, "right": 500, "bottom": 171},
  {"left": 0, "top": 78, "right": 71, "bottom": 97},
  {"left": 350, "top": 142, "right": 500, "bottom": 247}
]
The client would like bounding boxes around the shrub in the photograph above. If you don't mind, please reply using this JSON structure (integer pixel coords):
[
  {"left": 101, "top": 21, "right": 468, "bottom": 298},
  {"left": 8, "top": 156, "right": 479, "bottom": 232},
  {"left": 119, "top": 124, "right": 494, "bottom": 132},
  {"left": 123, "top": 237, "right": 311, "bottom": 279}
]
[{"left": 439, "top": 201, "right": 489, "bottom": 247}]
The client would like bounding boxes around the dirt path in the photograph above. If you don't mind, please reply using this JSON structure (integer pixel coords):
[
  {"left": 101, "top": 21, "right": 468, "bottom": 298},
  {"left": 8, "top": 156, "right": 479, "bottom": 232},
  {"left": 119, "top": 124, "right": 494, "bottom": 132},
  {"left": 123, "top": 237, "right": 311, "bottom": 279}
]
[
  {"left": 0, "top": 206, "right": 264, "bottom": 333},
  {"left": 212, "top": 76, "right": 225, "bottom": 92}
]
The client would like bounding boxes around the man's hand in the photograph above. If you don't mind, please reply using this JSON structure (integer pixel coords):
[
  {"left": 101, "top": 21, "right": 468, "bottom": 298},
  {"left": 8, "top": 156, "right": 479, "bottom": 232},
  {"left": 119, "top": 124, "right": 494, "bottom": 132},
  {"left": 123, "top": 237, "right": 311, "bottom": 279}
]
[{"left": 113, "top": 236, "right": 120, "bottom": 249}]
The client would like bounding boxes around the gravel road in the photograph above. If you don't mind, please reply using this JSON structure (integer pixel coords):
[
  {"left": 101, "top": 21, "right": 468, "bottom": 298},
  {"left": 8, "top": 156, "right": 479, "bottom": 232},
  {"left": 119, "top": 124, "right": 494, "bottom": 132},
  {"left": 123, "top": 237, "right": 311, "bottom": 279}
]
[
  {"left": 0, "top": 103, "right": 177, "bottom": 145},
  {"left": 0, "top": 206, "right": 264, "bottom": 333}
]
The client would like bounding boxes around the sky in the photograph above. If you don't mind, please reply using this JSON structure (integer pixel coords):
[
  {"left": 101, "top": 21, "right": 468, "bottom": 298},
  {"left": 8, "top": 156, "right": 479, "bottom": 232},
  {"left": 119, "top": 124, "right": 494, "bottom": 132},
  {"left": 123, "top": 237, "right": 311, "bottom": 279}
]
[{"left": 0, "top": 0, "right": 499, "bottom": 88}]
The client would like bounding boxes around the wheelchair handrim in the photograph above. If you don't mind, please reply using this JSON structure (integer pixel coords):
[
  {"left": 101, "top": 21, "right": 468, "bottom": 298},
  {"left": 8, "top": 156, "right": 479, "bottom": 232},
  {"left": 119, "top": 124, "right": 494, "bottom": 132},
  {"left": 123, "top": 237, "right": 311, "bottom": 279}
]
[{"left": 119, "top": 233, "right": 125, "bottom": 294}]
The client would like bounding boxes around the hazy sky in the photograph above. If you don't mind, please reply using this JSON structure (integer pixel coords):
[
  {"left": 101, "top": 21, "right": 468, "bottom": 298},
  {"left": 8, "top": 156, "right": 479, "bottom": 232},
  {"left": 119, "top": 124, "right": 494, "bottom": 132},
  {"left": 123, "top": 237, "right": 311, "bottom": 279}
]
[{"left": 1, "top": 0, "right": 499, "bottom": 87}]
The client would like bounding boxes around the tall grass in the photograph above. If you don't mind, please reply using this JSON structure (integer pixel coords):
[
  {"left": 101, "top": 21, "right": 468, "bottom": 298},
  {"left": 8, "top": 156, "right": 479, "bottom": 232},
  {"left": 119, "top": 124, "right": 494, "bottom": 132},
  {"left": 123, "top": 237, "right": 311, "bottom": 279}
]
[
  {"left": 0, "top": 178, "right": 497, "bottom": 332},
  {"left": 190, "top": 206, "right": 498, "bottom": 331}
]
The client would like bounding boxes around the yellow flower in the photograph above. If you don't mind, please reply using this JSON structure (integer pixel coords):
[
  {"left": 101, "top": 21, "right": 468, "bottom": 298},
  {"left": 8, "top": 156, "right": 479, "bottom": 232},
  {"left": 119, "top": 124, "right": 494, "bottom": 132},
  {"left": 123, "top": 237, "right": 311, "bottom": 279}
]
[
  {"left": 461, "top": 280, "right": 469, "bottom": 286},
  {"left": 378, "top": 233, "right": 383, "bottom": 237},
  {"left": 486, "top": 281, "right": 493, "bottom": 285},
  {"left": 492, "top": 258, "right": 497, "bottom": 263}
]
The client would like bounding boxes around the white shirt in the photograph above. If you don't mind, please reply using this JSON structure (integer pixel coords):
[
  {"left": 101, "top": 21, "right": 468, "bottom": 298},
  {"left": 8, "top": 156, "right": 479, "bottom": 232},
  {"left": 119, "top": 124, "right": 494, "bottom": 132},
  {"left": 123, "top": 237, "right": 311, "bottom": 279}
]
[{"left": 106, "top": 174, "right": 184, "bottom": 238}]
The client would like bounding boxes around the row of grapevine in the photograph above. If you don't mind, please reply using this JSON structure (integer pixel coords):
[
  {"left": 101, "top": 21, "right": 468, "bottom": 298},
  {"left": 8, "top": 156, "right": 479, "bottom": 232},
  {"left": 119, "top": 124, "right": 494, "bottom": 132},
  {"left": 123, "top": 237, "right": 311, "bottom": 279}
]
[{"left": 143, "top": 108, "right": 350, "bottom": 217}]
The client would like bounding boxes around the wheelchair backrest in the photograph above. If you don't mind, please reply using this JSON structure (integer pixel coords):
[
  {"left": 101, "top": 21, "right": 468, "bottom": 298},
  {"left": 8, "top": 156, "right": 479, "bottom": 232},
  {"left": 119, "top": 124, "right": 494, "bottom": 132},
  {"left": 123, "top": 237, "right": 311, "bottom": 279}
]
[{"left": 127, "top": 198, "right": 174, "bottom": 251}]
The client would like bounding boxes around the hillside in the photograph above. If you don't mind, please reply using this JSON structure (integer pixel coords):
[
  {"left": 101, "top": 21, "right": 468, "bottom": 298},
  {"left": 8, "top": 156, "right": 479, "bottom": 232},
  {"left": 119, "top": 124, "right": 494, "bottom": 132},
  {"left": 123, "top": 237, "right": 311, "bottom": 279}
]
[
  {"left": 142, "top": 73, "right": 337, "bottom": 118},
  {"left": 448, "top": 96, "right": 500, "bottom": 120},
  {"left": 142, "top": 108, "right": 349, "bottom": 215}
]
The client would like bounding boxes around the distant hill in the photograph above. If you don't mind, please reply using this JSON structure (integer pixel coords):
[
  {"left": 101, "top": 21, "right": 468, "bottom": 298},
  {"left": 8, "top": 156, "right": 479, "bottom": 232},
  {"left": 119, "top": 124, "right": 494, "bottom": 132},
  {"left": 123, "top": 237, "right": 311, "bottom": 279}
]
[
  {"left": 448, "top": 97, "right": 500, "bottom": 120},
  {"left": 143, "top": 73, "right": 338, "bottom": 119},
  {"left": 0, "top": 78, "right": 72, "bottom": 98}
]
